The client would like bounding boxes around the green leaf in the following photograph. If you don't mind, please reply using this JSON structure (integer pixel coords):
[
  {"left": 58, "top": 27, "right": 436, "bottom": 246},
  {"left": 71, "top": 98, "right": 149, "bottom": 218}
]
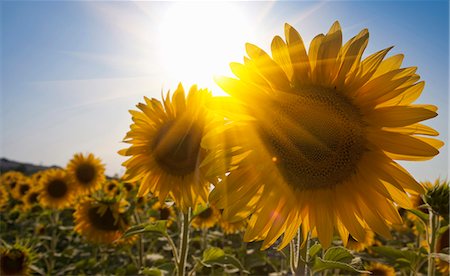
[
  {"left": 323, "top": 246, "right": 353, "bottom": 263},
  {"left": 141, "top": 267, "right": 163, "bottom": 276},
  {"left": 200, "top": 247, "right": 249, "bottom": 273},
  {"left": 312, "top": 258, "right": 369, "bottom": 274},
  {"left": 406, "top": 209, "right": 429, "bottom": 223},
  {"left": 122, "top": 221, "right": 167, "bottom": 238},
  {"left": 309, "top": 243, "right": 322, "bottom": 258},
  {"left": 202, "top": 247, "right": 225, "bottom": 263}
]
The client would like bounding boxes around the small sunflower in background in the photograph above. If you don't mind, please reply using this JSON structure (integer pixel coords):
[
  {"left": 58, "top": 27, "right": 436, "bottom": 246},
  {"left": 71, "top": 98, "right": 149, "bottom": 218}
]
[
  {"left": 364, "top": 262, "right": 396, "bottom": 276},
  {"left": 191, "top": 206, "right": 220, "bottom": 230},
  {"left": 207, "top": 21, "right": 443, "bottom": 249},
  {"left": 39, "top": 169, "right": 74, "bottom": 209},
  {"left": 73, "top": 197, "right": 130, "bottom": 244},
  {"left": 119, "top": 83, "right": 217, "bottom": 210},
  {"left": 0, "top": 243, "right": 35, "bottom": 276},
  {"left": 150, "top": 201, "right": 176, "bottom": 227},
  {"left": 10, "top": 178, "right": 32, "bottom": 201},
  {"left": 67, "top": 153, "right": 106, "bottom": 195},
  {"left": 103, "top": 179, "right": 121, "bottom": 197},
  {"left": 0, "top": 184, "right": 9, "bottom": 211},
  {"left": 346, "top": 230, "right": 375, "bottom": 252},
  {"left": 23, "top": 187, "right": 41, "bottom": 211},
  {"left": 30, "top": 170, "right": 45, "bottom": 185},
  {"left": 436, "top": 227, "right": 449, "bottom": 274},
  {"left": 219, "top": 217, "right": 247, "bottom": 235},
  {"left": 1, "top": 171, "right": 25, "bottom": 194},
  {"left": 121, "top": 181, "right": 136, "bottom": 196}
]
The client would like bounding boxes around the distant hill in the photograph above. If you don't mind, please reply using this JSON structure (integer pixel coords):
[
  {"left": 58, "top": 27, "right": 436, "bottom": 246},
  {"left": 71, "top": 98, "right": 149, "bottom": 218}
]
[{"left": 0, "top": 158, "right": 61, "bottom": 175}]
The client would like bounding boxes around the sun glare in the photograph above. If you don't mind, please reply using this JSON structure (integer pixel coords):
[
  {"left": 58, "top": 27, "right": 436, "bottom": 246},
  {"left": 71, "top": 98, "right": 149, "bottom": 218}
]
[{"left": 158, "top": 2, "right": 251, "bottom": 94}]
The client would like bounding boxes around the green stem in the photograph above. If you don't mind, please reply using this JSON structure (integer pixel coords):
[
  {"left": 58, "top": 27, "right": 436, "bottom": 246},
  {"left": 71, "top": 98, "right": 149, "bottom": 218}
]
[
  {"left": 427, "top": 210, "right": 439, "bottom": 276},
  {"left": 303, "top": 231, "right": 312, "bottom": 276},
  {"left": 133, "top": 211, "right": 144, "bottom": 270},
  {"left": 48, "top": 211, "right": 59, "bottom": 274},
  {"left": 289, "top": 240, "right": 296, "bottom": 274},
  {"left": 177, "top": 209, "right": 191, "bottom": 276},
  {"left": 166, "top": 233, "right": 179, "bottom": 264}
]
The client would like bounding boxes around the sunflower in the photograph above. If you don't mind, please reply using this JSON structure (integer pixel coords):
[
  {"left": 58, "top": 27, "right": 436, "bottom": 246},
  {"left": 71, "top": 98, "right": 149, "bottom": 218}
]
[
  {"left": 191, "top": 206, "right": 220, "bottom": 230},
  {"left": 150, "top": 201, "right": 176, "bottom": 227},
  {"left": 73, "top": 197, "right": 130, "bottom": 244},
  {"left": 346, "top": 230, "right": 375, "bottom": 252},
  {"left": 23, "top": 187, "right": 41, "bottom": 211},
  {"left": 39, "top": 169, "right": 74, "bottom": 209},
  {"left": 11, "top": 178, "right": 32, "bottom": 201},
  {"left": 1, "top": 171, "right": 25, "bottom": 194},
  {"left": 0, "top": 243, "right": 34, "bottom": 276},
  {"left": 219, "top": 217, "right": 247, "bottom": 235},
  {"left": 364, "top": 262, "right": 396, "bottom": 276},
  {"left": 0, "top": 184, "right": 9, "bottom": 211},
  {"left": 67, "top": 153, "right": 106, "bottom": 195},
  {"left": 436, "top": 228, "right": 449, "bottom": 274},
  {"left": 206, "top": 21, "right": 443, "bottom": 249},
  {"left": 119, "top": 83, "right": 217, "bottom": 210},
  {"left": 103, "top": 179, "right": 121, "bottom": 197}
]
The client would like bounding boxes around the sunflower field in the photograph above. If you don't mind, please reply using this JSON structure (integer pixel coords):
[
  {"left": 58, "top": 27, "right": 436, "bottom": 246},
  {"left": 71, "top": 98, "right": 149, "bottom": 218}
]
[{"left": 1, "top": 22, "right": 449, "bottom": 276}]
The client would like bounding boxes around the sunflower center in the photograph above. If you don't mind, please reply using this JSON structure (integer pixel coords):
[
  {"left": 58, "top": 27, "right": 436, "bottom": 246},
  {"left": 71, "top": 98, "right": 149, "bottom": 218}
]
[
  {"left": 88, "top": 206, "right": 121, "bottom": 231},
  {"left": 198, "top": 207, "right": 213, "bottom": 219},
  {"left": 76, "top": 164, "right": 96, "bottom": 184},
  {"left": 159, "top": 207, "right": 171, "bottom": 220},
  {"left": 370, "top": 268, "right": 389, "bottom": 276},
  {"left": 28, "top": 192, "right": 39, "bottom": 204},
  {"left": 19, "top": 184, "right": 30, "bottom": 196},
  {"left": 152, "top": 120, "right": 203, "bottom": 176},
  {"left": 258, "top": 85, "right": 366, "bottom": 190},
  {"left": 47, "top": 180, "right": 68, "bottom": 198},
  {"left": 1, "top": 250, "right": 25, "bottom": 275}
]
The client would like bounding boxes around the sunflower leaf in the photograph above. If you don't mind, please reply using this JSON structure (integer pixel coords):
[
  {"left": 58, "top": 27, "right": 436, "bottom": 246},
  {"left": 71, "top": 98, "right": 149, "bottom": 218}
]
[
  {"left": 122, "top": 221, "right": 168, "bottom": 238},
  {"left": 198, "top": 247, "right": 249, "bottom": 273},
  {"left": 309, "top": 243, "right": 322, "bottom": 258},
  {"left": 323, "top": 246, "right": 353, "bottom": 263},
  {"left": 406, "top": 209, "right": 429, "bottom": 223},
  {"left": 140, "top": 267, "right": 163, "bottom": 276},
  {"left": 202, "top": 247, "right": 225, "bottom": 263},
  {"left": 312, "top": 257, "right": 369, "bottom": 274}
]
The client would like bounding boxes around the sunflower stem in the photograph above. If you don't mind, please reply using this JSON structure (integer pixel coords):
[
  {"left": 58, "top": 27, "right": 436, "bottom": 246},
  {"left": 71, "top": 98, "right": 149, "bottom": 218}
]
[
  {"left": 133, "top": 211, "right": 145, "bottom": 270},
  {"left": 289, "top": 239, "right": 296, "bottom": 274},
  {"left": 303, "top": 231, "right": 312, "bottom": 276},
  {"left": 427, "top": 209, "right": 439, "bottom": 276},
  {"left": 48, "top": 211, "right": 59, "bottom": 274},
  {"left": 177, "top": 209, "right": 191, "bottom": 276}
]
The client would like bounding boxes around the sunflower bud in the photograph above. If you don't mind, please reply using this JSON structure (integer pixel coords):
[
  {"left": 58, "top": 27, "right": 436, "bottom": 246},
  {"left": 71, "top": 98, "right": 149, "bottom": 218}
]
[{"left": 423, "top": 179, "right": 449, "bottom": 219}]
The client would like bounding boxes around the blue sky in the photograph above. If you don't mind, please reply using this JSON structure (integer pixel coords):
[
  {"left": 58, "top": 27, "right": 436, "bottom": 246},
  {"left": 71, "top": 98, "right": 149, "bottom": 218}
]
[{"left": 1, "top": 1, "right": 448, "bottom": 180}]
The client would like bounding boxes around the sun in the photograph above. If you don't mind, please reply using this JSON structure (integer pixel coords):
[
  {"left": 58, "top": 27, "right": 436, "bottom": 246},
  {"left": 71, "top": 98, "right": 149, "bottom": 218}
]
[{"left": 157, "top": 2, "right": 251, "bottom": 94}]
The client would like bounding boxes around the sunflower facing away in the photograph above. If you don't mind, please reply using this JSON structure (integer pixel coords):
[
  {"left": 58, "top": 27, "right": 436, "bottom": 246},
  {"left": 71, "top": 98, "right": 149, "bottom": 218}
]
[
  {"left": 205, "top": 21, "right": 443, "bottom": 249},
  {"left": 73, "top": 197, "right": 130, "bottom": 244},
  {"left": 67, "top": 153, "right": 106, "bottom": 195},
  {"left": 39, "top": 169, "right": 75, "bottom": 209},
  {"left": 119, "top": 83, "right": 216, "bottom": 210}
]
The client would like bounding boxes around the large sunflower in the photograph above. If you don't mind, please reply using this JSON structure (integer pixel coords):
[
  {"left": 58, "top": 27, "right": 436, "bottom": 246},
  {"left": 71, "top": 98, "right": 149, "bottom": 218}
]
[
  {"left": 205, "top": 21, "right": 443, "bottom": 249},
  {"left": 73, "top": 197, "right": 130, "bottom": 244},
  {"left": 39, "top": 169, "right": 75, "bottom": 209},
  {"left": 67, "top": 153, "right": 106, "bottom": 195},
  {"left": 119, "top": 83, "right": 216, "bottom": 210}
]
